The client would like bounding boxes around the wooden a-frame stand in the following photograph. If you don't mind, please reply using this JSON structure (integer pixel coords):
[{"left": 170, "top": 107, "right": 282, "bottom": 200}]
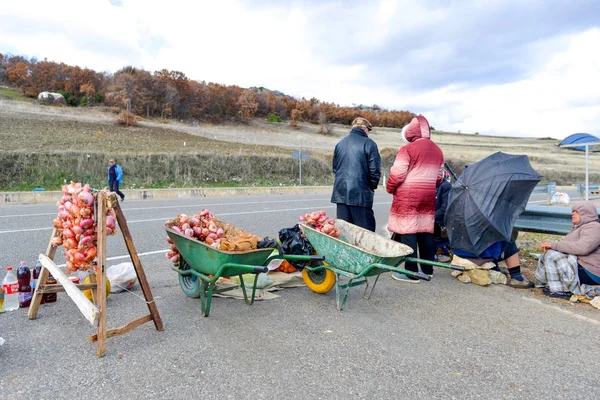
[{"left": 28, "top": 191, "right": 164, "bottom": 357}]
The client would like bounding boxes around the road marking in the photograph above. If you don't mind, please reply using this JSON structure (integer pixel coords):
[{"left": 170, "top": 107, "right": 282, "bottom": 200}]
[
  {"left": 54, "top": 249, "right": 169, "bottom": 268},
  {"left": 522, "top": 296, "right": 600, "bottom": 326},
  {"left": 0, "top": 197, "right": 343, "bottom": 218},
  {"left": 0, "top": 202, "right": 393, "bottom": 234}
]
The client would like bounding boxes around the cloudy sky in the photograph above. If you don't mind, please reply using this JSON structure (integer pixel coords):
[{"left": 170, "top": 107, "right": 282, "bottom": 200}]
[{"left": 1, "top": 0, "right": 599, "bottom": 138}]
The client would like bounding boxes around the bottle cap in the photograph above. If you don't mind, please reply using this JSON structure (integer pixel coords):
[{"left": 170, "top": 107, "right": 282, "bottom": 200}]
[{"left": 6, "top": 266, "right": 13, "bottom": 271}]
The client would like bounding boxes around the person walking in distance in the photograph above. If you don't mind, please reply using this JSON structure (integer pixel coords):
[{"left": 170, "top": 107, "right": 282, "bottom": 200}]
[
  {"left": 331, "top": 117, "right": 382, "bottom": 232},
  {"left": 107, "top": 159, "right": 125, "bottom": 201},
  {"left": 386, "top": 115, "right": 444, "bottom": 282}
]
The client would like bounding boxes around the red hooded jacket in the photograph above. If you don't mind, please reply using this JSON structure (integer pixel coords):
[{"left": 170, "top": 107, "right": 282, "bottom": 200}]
[{"left": 386, "top": 116, "right": 444, "bottom": 234}]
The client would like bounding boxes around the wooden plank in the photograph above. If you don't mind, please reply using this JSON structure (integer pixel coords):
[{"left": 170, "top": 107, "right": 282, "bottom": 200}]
[
  {"left": 96, "top": 192, "right": 108, "bottom": 357},
  {"left": 28, "top": 226, "right": 60, "bottom": 320},
  {"left": 38, "top": 283, "right": 98, "bottom": 294},
  {"left": 89, "top": 314, "right": 153, "bottom": 343},
  {"left": 114, "top": 200, "right": 164, "bottom": 332},
  {"left": 37, "top": 254, "right": 99, "bottom": 326}
]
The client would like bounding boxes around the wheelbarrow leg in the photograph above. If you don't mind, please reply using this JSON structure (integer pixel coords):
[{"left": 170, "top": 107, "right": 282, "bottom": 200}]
[
  {"left": 363, "top": 275, "right": 381, "bottom": 300},
  {"left": 335, "top": 274, "right": 352, "bottom": 311},
  {"left": 200, "top": 280, "right": 214, "bottom": 317},
  {"left": 237, "top": 274, "right": 261, "bottom": 305}
]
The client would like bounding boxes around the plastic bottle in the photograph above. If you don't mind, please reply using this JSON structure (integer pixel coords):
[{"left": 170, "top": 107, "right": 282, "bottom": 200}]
[
  {"left": 32, "top": 259, "right": 42, "bottom": 293},
  {"left": 17, "top": 261, "right": 32, "bottom": 308},
  {"left": 0, "top": 281, "right": 4, "bottom": 313},
  {"left": 43, "top": 272, "right": 57, "bottom": 304},
  {"left": 2, "top": 267, "right": 19, "bottom": 311}
]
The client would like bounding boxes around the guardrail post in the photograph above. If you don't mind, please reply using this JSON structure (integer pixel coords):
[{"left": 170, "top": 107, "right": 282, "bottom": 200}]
[{"left": 547, "top": 182, "right": 556, "bottom": 205}]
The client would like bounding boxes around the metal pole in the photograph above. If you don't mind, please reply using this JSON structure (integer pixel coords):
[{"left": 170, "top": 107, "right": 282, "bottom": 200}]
[
  {"left": 586, "top": 144, "right": 589, "bottom": 201},
  {"left": 299, "top": 148, "right": 302, "bottom": 186}
]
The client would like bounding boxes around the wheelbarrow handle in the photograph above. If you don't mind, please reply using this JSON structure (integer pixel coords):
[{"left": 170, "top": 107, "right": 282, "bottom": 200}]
[
  {"left": 253, "top": 266, "right": 269, "bottom": 274},
  {"left": 412, "top": 272, "right": 432, "bottom": 281},
  {"left": 450, "top": 264, "right": 465, "bottom": 271}
]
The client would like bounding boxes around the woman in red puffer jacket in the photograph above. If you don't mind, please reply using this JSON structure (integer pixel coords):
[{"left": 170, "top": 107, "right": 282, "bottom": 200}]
[{"left": 386, "top": 115, "right": 444, "bottom": 282}]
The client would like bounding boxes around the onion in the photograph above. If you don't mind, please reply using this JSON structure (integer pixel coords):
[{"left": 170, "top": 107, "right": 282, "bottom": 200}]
[
  {"left": 50, "top": 236, "right": 63, "bottom": 246},
  {"left": 207, "top": 233, "right": 217, "bottom": 240},
  {"left": 78, "top": 191, "right": 94, "bottom": 206},
  {"left": 184, "top": 228, "right": 194, "bottom": 237},
  {"left": 172, "top": 226, "right": 182, "bottom": 233},
  {"left": 192, "top": 227, "right": 203, "bottom": 238},
  {"left": 167, "top": 236, "right": 173, "bottom": 244},
  {"left": 106, "top": 227, "right": 113, "bottom": 235},
  {"left": 170, "top": 254, "right": 179, "bottom": 263},
  {"left": 70, "top": 204, "right": 81, "bottom": 217},
  {"left": 106, "top": 216, "right": 116, "bottom": 230},
  {"left": 72, "top": 225, "right": 84, "bottom": 235},
  {"left": 53, "top": 218, "right": 63, "bottom": 229},
  {"left": 83, "top": 183, "right": 91, "bottom": 192},
  {"left": 179, "top": 214, "right": 189, "bottom": 224},
  {"left": 84, "top": 246, "right": 97, "bottom": 260},
  {"left": 80, "top": 218, "right": 94, "bottom": 229},
  {"left": 63, "top": 228, "right": 75, "bottom": 239},
  {"left": 79, "top": 235, "right": 93, "bottom": 248},
  {"left": 216, "top": 228, "right": 224, "bottom": 237},
  {"left": 65, "top": 238, "right": 78, "bottom": 249},
  {"left": 190, "top": 217, "right": 200, "bottom": 227},
  {"left": 181, "top": 223, "right": 191, "bottom": 231}
]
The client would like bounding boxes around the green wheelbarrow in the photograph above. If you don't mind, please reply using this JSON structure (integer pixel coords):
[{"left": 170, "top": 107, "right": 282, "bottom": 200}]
[
  {"left": 166, "top": 226, "right": 322, "bottom": 317},
  {"left": 299, "top": 220, "right": 465, "bottom": 310}
]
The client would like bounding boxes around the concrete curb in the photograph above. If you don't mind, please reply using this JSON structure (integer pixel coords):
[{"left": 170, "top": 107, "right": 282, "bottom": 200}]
[{"left": 1, "top": 186, "right": 335, "bottom": 205}]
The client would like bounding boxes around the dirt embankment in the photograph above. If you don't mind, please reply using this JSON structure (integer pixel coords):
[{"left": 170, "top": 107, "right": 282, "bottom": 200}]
[{"left": 1, "top": 99, "right": 599, "bottom": 190}]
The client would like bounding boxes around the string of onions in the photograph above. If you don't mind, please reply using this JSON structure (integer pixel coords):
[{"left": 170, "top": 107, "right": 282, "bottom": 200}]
[{"left": 53, "top": 181, "right": 118, "bottom": 274}]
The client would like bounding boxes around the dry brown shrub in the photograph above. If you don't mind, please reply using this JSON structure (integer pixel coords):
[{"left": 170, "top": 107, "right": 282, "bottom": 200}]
[{"left": 117, "top": 110, "right": 138, "bottom": 127}]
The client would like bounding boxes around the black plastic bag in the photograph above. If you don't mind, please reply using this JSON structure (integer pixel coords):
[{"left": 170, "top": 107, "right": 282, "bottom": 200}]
[
  {"left": 257, "top": 237, "right": 283, "bottom": 254},
  {"left": 278, "top": 224, "right": 315, "bottom": 270}
]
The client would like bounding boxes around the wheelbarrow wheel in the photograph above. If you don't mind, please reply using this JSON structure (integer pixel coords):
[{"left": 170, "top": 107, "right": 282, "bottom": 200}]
[
  {"left": 302, "top": 266, "right": 336, "bottom": 294},
  {"left": 178, "top": 258, "right": 203, "bottom": 298}
]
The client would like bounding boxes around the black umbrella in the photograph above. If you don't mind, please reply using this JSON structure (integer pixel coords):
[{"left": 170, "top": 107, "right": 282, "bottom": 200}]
[{"left": 445, "top": 152, "right": 542, "bottom": 256}]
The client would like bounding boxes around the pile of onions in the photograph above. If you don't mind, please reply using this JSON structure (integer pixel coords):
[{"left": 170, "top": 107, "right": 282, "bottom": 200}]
[
  {"left": 52, "top": 181, "right": 118, "bottom": 274},
  {"left": 299, "top": 210, "right": 340, "bottom": 238},
  {"left": 165, "top": 209, "right": 225, "bottom": 265}
]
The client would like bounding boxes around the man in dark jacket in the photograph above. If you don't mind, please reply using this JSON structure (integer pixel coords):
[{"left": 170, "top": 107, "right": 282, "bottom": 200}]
[{"left": 331, "top": 117, "right": 381, "bottom": 231}]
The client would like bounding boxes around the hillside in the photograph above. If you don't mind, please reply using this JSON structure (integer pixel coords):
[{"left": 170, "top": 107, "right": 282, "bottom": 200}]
[{"left": 1, "top": 98, "right": 599, "bottom": 190}]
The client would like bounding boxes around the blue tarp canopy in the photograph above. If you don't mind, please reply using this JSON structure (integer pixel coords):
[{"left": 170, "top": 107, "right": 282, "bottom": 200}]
[{"left": 559, "top": 133, "right": 600, "bottom": 152}]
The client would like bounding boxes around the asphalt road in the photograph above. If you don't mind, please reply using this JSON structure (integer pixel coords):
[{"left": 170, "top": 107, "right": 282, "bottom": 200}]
[{"left": 1, "top": 190, "right": 599, "bottom": 399}]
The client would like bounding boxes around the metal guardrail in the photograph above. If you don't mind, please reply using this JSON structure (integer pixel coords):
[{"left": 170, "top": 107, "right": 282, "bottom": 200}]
[
  {"left": 513, "top": 205, "right": 600, "bottom": 235},
  {"left": 577, "top": 183, "right": 600, "bottom": 195},
  {"left": 531, "top": 182, "right": 556, "bottom": 204}
]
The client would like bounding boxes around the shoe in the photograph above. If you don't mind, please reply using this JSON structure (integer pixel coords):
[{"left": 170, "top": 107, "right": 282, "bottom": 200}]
[
  {"left": 542, "top": 287, "right": 572, "bottom": 299},
  {"left": 392, "top": 273, "right": 420, "bottom": 283},
  {"left": 506, "top": 277, "right": 534, "bottom": 289},
  {"left": 121, "top": 196, "right": 125, "bottom": 202}
]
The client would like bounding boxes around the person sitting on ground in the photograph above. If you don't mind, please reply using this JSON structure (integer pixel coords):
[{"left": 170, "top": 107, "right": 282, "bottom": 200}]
[
  {"left": 536, "top": 201, "right": 600, "bottom": 298},
  {"left": 452, "top": 239, "right": 534, "bottom": 288},
  {"left": 434, "top": 170, "right": 452, "bottom": 240}
]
